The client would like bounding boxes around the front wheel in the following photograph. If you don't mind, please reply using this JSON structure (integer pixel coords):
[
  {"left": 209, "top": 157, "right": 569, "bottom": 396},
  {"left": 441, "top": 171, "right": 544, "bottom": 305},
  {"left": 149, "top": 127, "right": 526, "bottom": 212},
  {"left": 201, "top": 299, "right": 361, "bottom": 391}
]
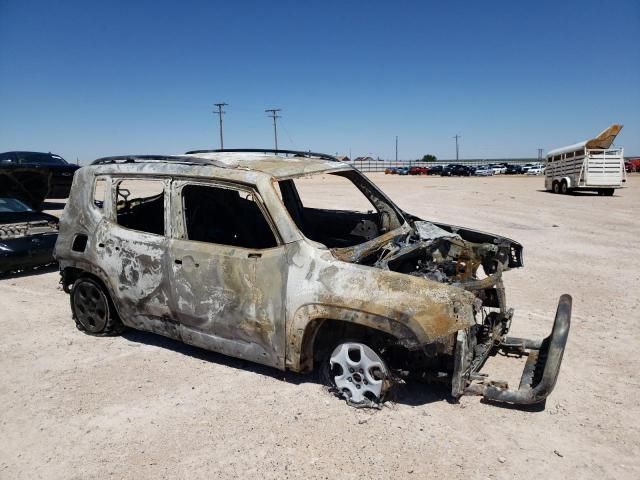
[{"left": 320, "top": 342, "right": 392, "bottom": 408}]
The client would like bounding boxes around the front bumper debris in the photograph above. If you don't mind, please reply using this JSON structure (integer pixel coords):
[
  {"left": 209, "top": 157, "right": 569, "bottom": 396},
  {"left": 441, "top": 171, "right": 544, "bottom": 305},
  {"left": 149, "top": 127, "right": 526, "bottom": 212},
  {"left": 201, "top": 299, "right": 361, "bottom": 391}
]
[{"left": 460, "top": 294, "right": 572, "bottom": 405}]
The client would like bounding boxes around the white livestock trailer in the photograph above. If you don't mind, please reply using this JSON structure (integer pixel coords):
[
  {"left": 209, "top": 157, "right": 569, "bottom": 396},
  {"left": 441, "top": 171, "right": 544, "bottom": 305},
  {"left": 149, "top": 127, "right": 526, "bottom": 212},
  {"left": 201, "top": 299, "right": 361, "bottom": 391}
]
[{"left": 545, "top": 124, "right": 626, "bottom": 196}]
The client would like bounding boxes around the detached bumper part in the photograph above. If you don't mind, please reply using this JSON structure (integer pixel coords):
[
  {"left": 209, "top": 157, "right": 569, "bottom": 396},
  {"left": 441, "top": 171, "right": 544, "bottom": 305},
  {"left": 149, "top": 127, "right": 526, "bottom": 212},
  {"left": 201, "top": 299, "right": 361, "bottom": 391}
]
[{"left": 464, "top": 294, "right": 572, "bottom": 405}]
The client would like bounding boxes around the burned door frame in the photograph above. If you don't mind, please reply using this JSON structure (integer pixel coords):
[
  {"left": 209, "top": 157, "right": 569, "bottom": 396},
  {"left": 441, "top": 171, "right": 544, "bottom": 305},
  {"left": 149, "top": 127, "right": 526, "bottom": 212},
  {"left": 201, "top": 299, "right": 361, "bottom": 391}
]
[
  {"left": 167, "top": 178, "right": 288, "bottom": 369},
  {"left": 96, "top": 175, "right": 175, "bottom": 336}
]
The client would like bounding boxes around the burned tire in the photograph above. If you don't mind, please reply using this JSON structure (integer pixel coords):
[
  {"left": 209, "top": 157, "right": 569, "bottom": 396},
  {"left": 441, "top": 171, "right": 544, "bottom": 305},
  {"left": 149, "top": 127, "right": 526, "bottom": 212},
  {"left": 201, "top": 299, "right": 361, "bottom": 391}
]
[
  {"left": 552, "top": 181, "right": 560, "bottom": 194},
  {"left": 560, "top": 181, "right": 568, "bottom": 194},
  {"left": 70, "top": 277, "right": 124, "bottom": 336},
  {"left": 319, "top": 341, "right": 393, "bottom": 408}
]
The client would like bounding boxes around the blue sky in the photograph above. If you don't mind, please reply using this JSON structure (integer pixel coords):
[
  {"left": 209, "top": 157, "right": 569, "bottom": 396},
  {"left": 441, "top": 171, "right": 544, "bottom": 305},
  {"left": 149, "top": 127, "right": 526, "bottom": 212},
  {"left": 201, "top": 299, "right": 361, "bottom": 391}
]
[{"left": 1, "top": 0, "right": 638, "bottom": 162}]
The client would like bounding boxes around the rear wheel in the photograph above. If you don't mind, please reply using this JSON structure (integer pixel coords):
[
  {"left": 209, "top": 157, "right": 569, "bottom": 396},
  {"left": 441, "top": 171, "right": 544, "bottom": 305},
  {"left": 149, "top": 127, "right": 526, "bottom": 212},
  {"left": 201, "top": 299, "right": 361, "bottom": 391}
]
[{"left": 70, "top": 277, "right": 124, "bottom": 335}]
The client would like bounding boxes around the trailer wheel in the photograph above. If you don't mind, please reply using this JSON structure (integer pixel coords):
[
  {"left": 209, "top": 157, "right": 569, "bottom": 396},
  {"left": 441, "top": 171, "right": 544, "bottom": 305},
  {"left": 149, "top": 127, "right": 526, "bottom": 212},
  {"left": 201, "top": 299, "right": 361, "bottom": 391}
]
[
  {"left": 560, "top": 181, "right": 568, "bottom": 194},
  {"left": 552, "top": 181, "right": 560, "bottom": 194}
]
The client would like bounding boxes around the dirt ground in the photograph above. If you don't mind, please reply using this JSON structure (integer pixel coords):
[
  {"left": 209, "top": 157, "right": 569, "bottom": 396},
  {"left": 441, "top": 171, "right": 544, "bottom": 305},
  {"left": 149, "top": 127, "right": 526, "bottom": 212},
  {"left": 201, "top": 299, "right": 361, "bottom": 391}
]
[{"left": 1, "top": 173, "right": 638, "bottom": 479}]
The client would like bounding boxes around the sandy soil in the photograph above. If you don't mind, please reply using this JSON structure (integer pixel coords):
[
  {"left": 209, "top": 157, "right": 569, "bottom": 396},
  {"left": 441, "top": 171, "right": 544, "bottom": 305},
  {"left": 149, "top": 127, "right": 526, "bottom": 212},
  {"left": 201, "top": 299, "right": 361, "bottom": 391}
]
[{"left": 1, "top": 174, "right": 638, "bottom": 479}]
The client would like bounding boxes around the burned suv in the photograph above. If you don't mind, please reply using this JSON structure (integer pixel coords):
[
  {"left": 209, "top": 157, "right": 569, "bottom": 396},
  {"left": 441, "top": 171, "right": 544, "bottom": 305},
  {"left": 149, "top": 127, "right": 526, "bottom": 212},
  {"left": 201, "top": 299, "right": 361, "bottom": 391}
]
[{"left": 55, "top": 149, "right": 571, "bottom": 407}]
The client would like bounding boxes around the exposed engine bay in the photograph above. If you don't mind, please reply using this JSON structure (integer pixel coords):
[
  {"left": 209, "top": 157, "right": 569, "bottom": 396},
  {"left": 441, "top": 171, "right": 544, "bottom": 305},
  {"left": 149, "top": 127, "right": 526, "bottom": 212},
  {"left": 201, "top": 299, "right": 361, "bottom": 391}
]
[
  {"left": 331, "top": 216, "right": 530, "bottom": 400},
  {"left": 0, "top": 219, "right": 59, "bottom": 240},
  {"left": 341, "top": 218, "right": 523, "bottom": 316}
]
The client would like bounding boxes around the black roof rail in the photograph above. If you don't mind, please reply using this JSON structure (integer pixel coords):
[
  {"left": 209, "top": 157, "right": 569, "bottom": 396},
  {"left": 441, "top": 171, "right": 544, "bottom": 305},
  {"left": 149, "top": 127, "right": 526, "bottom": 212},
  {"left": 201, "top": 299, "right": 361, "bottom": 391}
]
[
  {"left": 91, "top": 155, "right": 224, "bottom": 167},
  {"left": 184, "top": 148, "right": 341, "bottom": 162}
]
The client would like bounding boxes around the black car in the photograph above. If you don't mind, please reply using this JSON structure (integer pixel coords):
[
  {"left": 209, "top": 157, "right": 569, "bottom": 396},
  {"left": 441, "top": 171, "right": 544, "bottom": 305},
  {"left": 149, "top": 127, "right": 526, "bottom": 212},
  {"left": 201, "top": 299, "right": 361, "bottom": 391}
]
[
  {"left": 0, "top": 151, "right": 80, "bottom": 199},
  {"left": 0, "top": 164, "right": 51, "bottom": 210},
  {"left": 427, "top": 165, "right": 444, "bottom": 175},
  {"left": 505, "top": 164, "right": 524, "bottom": 174},
  {"left": 0, "top": 197, "right": 59, "bottom": 274},
  {"left": 442, "top": 164, "right": 474, "bottom": 176}
]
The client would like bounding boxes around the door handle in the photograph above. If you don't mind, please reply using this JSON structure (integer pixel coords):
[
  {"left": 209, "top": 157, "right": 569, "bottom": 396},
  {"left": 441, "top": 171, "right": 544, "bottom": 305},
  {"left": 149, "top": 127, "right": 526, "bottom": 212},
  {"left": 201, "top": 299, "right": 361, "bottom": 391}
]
[{"left": 248, "top": 253, "right": 262, "bottom": 259}]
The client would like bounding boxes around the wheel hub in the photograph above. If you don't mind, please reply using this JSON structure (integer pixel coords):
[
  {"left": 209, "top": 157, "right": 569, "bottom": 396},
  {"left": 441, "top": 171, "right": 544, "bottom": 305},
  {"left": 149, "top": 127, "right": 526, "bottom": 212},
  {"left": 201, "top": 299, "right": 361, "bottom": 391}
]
[
  {"left": 329, "top": 343, "right": 388, "bottom": 406},
  {"left": 74, "top": 282, "right": 108, "bottom": 332}
]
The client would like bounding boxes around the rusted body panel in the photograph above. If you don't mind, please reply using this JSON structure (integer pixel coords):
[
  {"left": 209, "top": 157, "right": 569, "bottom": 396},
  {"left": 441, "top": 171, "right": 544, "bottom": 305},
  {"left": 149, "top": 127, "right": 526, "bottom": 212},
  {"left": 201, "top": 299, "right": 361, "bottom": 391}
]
[{"left": 283, "top": 239, "right": 476, "bottom": 372}]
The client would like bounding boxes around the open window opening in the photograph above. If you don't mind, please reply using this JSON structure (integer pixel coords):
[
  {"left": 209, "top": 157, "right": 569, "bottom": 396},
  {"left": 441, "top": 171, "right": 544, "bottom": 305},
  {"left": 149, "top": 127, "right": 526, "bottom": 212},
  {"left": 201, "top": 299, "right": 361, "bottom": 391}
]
[
  {"left": 115, "top": 179, "right": 165, "bottom": 236},
  {"left": 94, "top": 178, "right": 106, "bottom": 209},
  {"left": 277, "top": 170, "right": 403, "bottom": 248},
  {"left": 182, "top": 184, "right": 278, "bottom": 250}
]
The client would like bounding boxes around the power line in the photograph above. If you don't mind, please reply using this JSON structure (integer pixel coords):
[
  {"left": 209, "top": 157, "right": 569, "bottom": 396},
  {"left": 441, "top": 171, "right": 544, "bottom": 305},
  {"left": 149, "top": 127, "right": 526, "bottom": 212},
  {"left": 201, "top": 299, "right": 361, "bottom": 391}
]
[
  {"left": 453, "top": 134, "right": 461, "bottom": 162},
  {"left": 213, "top": 102, "right": 228, "bottom": 149},
  {"left": 265, "top": 108, "right": 282, "bottom": 150},
  {"left": 279, "top": 119, "right": 297, "bottom": 148}
]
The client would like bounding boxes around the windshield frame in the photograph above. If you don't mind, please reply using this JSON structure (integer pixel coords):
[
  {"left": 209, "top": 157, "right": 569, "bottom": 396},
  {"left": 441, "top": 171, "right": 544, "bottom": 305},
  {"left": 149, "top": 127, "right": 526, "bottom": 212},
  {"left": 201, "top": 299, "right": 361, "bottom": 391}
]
[{"left": 276, "top": 166, "right": 409, "bottom": 260}]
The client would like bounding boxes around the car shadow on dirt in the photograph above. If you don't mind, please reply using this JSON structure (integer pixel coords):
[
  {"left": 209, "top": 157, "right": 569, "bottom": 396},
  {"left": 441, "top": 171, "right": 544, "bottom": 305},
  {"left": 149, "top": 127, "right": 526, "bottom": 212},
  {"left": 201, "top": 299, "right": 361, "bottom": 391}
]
[
  {"left": 480, "top": 398, "right": 546, "bottom": 412},
  {"left": 536, "top": 189, "right": 615, "bottom": 197},
  {"left": 122, "top": 329, "right": 451, "bottom": 407}
]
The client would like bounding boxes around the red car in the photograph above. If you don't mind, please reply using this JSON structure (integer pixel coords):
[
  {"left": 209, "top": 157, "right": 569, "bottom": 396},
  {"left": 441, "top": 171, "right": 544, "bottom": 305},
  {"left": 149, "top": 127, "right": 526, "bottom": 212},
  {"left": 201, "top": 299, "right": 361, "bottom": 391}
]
[
  {"left": 409, "top": 166, "right": 429, "bottom": 175},
  {"left": 625, "top": 157, "right": 640, "bottom": 173}
]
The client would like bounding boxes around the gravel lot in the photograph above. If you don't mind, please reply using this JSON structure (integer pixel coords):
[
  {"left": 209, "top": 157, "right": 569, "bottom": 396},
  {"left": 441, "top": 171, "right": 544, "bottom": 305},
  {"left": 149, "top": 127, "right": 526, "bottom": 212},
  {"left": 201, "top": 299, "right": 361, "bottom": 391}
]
[{"left": 1, "top": 173, "right": 638, "bottom": 479}]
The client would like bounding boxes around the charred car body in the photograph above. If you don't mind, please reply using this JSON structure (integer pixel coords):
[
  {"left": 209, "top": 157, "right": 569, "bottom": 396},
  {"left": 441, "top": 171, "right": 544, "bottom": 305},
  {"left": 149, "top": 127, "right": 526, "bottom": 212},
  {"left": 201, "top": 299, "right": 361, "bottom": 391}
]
[
  {"left": 0, "top": 197, "right": 59, "bottom": 274},
  {"left": 55, "top": 149, "right": 571, "bottom": 407}
]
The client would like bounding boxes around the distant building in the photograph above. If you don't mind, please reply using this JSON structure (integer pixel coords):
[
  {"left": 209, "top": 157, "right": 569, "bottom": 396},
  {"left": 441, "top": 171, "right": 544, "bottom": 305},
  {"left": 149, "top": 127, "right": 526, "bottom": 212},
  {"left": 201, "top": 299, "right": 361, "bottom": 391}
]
[
  {"left": 335, "top": 155, "right": 351, "bottom": 162},
  {"left": 353, "top": 156, "right": 374, "bottom": 162}
]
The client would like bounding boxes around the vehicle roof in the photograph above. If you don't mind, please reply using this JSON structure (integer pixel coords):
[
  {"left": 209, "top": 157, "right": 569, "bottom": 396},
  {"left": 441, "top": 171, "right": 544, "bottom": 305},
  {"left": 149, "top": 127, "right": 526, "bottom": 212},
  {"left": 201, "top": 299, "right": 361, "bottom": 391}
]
[
  {"left": 1, "top": 151, "right": 63, "bottom": 157},
  {"left": 88, "top": 151, "right": 350, "bottom": 182}
]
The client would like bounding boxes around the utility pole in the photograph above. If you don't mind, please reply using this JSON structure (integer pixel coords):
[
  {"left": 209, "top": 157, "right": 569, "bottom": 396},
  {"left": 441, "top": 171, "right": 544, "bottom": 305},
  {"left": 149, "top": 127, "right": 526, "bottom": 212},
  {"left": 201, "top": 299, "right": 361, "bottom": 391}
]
[
  {"left": 265, "top": 108, "right": 282, "bottom": 150},
  {"left": 395, "top": 136, "right": 398, "bottom": 162},
  {"left": 213, "top": 102, "right": 228, "bottom": 149},
  {"left": 453, "top": 134, "right": 461, "bottom": 162}
]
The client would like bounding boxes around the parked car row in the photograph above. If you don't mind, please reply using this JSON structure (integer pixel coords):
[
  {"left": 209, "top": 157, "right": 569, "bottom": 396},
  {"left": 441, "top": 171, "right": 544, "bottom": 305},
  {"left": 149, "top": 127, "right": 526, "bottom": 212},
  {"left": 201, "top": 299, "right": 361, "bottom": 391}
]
[{"left": 383, "top": 162, "right": 545, "bottom": 176}]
